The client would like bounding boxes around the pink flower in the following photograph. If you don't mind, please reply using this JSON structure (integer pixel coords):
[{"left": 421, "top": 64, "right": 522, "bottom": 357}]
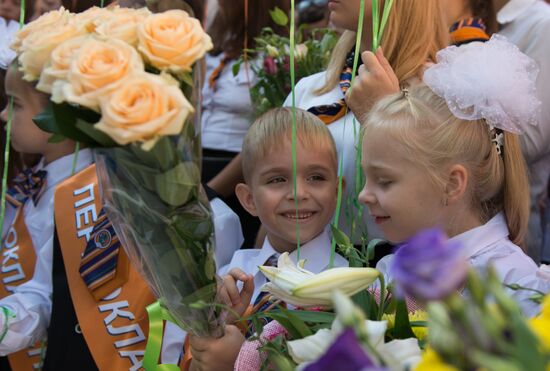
[{"left": 263, "top": 56, "right": 278, "bottom": 75}]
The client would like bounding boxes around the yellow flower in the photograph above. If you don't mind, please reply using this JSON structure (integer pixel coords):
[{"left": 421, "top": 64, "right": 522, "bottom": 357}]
[
  {"left": 52, "top": 38, "right": 144, "bottom": 111},
  {"left": 414, "top": 347, "right": 459, "bottom": 371},
  {"left": 11, "top": 7, "right": 73, "bottom": 53},
  {"left": 17, "top": 22, "right": 85, "bottom": 81},
  {"left": 94, "top": 7, "right": 151, "bottom": 46},
  {"left": 36, "top": 35, "right": 90, "bottom": 94},
  {"left": 137, "top": 9, "right": 212, "bottom": 73},
  {"left": 95, "top": 72, "right": 194, "bottom": 150},
  {"left": 383, "top": 310, "right": 429, "bottom": 341},
  {"left": 529, "top": 294, "right": 550, "bottom": 351}
]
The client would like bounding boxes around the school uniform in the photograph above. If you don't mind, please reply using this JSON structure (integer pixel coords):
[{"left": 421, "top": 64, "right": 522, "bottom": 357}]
[
  {"left": 283, "top": 72, "right": 384, "bottom": 244},
  {"left": 0, "top": 149, "right": 93, "bottom": 369},
  {"left": 376, "top": 213, "right": 550, "bottom": 317},
  {"left": 0, "top": 149, "right": 243, "bottom": 370},
  {"left": 219, "top": 227, "right": 349, "bottom": 303},
  {"left": 498, "top": 0, "right": 550, "bottom": 263}
]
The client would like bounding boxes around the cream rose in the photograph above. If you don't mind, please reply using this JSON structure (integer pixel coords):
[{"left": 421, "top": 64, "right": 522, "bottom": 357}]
[
  {"left": 18, "top": 23, "right": 86, "bottom": 81},
  {"left": 71, "top": 6, "right": 111, "bottom": 33},
  {"left": 95, "top": 73, "right": 194, "bottom": 150},
  {"left": 11, "top": 7, "right": 73, "bottom": 53},
  {"left": 137, "top": 9, "right": 212, "bottom": 73},
  {"left": 52, "top": 38, "right": 144, "bottom": 111},
  {"left": 36, "top": 35, "right": 90, "bottom": 94},
  {"left": 94, "top": 7, "right": 151, "bottom": 46}
]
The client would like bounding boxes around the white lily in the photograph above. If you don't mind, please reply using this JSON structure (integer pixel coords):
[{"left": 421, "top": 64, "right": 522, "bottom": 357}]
[
  {"left": 258, "top": 252, "right": 379, "bottom": 307},
  {"left": 287, "top": 291, "right": 422, "bottom": 371}
]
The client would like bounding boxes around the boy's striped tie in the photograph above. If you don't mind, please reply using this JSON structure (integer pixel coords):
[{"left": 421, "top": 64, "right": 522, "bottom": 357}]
[{"left": 79, "top": 208, "right": 127, "bottom": 300}]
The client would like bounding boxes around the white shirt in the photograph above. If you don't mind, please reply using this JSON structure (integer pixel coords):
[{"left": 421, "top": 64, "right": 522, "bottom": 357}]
[
  {"left": 0, "top": 149, "right": 93, "bottom": 355},
  {"left": 283, "top": 72, "right": 384, "bottom": 243},
  {"left": 210, "top": 198, "right": 244, "bottom": 268},
  {"left": 219, "top": 227, "right": 349, "bottom": 303},
  {"left": 0, "top": 17, "right": 17, "bottom": 69},
  {"left": 376, "top": 213, "right": 550, "bottom": 317},
  {"left": 201, "top": 53, "right": 257, "bottom": 153},
  {"left": 497, "top": 0, "right": 550, "bottom": 201}
]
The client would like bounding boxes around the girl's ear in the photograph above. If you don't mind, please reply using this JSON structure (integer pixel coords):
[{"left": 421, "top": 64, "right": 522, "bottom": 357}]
[
  {"left": 445, "top": 164, "right": 468, "bottom": 205},
  {"left": 235, "top": 183, "right": 258, "bottom": 216}
]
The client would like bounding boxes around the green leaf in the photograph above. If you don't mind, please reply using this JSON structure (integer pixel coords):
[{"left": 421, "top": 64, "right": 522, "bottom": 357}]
[
  {"left": 331, "top": 224, "right": 352, "bottom": 248},
  {"left": 155, "top": 162, "right": 200, "bottom": 206},
  {"left": 367, "top": 238, "right": 385, "bottom": 263},
  {"left": 48, "top": 133, "right": 66, "bottom": 143},
  {"left": 232, "top": 60, "right": 243, "bottom": 77},
  {"left": 269, "top": 6, "right": 288, "bottom": 26},
  {"left": 261, "top": 310, "right": 335, "bottom": 324},
  {"left": 33, "top": 101, "right": 101, "bottom": 145},
  {"left": 392, "top": 299, "right": 416, "bottom": 339},
  {"left": 75, "top": 119, "right": 117, "bottom": 147}
]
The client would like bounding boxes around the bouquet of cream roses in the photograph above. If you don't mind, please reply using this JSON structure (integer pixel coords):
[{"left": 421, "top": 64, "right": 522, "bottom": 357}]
[{"left": 13, "top": 5, "right": 224, "bottom": 337}]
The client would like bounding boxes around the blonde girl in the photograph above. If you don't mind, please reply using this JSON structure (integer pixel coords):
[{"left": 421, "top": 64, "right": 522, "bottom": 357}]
[
  {"left": 360, "top": 36, "right": 549, "bottom": 316},
  {"left": 285, "top": 0, "right": 448, "bottom": 242}
]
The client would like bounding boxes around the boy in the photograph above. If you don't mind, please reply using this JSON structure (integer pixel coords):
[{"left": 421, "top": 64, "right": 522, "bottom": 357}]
[
  {"left": 189, "top": 107, "right": 349, "bottom": 371},
  {"left": 0, "top": 63, "right": 243, "bottom": 370}
]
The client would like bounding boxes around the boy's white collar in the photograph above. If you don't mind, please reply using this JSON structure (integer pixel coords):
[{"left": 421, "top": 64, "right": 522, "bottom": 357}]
[{"left": 259, "top": 227, "right": 334, "bottom": 273}]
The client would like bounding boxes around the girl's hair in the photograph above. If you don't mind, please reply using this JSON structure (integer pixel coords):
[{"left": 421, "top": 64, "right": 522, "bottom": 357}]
[
  {"left": 469, "top": 0, "right": 497, "bottom": 35},
  {"left": 208, "top": 0, "right": 290, "bottom": 59},
  {"left": 242, "top": 107, "right": 338, "bottom": 183},
  {"left": 364, "top": 85, "right": 530, "bottom": 247},
  {"left": 317, "top": 0, "right": 448, "bottom": 94}
]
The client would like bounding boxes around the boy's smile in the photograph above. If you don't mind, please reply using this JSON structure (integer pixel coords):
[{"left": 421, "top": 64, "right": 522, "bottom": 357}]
[{"left": 238, "top": 138, "right": 338, "bottom": 253}]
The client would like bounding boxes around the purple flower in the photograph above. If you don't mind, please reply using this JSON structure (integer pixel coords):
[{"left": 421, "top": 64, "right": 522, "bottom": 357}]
[
  {"left": 304, "top": 329, "right": 384, "bottom": 371},
  {"left": 390, "top": 228, "right": 468, "bottom": 301},
  {"left": 263, "top": 56, "right": 278, "bottom": 75}
]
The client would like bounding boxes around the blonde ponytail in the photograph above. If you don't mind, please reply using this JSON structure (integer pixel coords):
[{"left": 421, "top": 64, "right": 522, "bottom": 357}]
[
  {"left": 364, "top": 85, "right": 531, "bottom": 246},
  {"left": 501, "top": 133, "right": 530, "bottom": 247}
]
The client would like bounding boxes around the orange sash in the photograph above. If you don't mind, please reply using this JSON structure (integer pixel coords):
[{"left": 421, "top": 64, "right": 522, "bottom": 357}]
[
  {"left": 1, "top": 208, "right": 45, "bottom": 370},
  {"left": 54, "top": 164, "right": 161, "bottom": 370}
]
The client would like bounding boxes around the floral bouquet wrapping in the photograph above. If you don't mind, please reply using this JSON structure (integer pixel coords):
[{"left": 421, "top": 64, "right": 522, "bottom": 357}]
[{"left": 14, "top": 5, "right": 224, "bottom": 337}]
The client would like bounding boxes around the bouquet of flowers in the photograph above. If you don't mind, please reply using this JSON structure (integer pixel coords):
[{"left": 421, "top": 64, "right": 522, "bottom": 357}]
[
  {"left": 13, "top": 5, "right": 224, "bottom": 337},
  {"left": 233, "top": 7, "right": 338, "bottom": 117},
  {"left": 244, "top": 228, "right": 550, "bottom": 371}
]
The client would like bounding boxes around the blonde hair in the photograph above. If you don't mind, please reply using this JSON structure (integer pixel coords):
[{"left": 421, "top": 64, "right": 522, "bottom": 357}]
[
  {"left": 364, "top": 85, "right": 530, "bottom": 247},
  {"left": 317, "top": 0, "right": 449, "bottom": 94},
  {"left": 242, "top": 107, "right": 338, "bottom": 183}
]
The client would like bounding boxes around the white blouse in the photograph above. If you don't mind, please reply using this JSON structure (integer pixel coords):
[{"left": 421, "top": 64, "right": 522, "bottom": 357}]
[
  {"left": 376, "top": 213, "right": 550, "bottom": 317},
  {"left": 201, "top": 53, "right": 257, "bottom": 153}
]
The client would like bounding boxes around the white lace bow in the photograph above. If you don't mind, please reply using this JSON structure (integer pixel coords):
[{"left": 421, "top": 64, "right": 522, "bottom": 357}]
[{"left": 423, "top": 34, "right": 541, "bottom": 134}]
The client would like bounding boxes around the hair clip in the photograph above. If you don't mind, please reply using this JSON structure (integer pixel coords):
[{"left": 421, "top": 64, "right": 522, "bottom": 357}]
[
  {"left": 401, "top": 87, "right": 410, "bottom": 99},
  {"left": 489, "top": 126, "right": 504, "bottom": 156}
]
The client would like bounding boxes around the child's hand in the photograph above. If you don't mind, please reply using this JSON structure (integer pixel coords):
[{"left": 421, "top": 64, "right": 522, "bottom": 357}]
[
  {"left": 219, "top": 268, "right": 254, "bottom": 322},
  {"left": 189, "top": 325, "right": 245, "bottom": 371},
  {"left": 346, "top": 47, "right": 400, "bottom": 121}
]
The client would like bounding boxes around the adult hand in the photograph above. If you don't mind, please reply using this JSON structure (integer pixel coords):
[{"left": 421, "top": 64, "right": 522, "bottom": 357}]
[
  {"left": 346, "top": 47, "right": 400, "bottom": 122},
  {"left": 189, "top": 325, "right": 245, "bottom": 371}
]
